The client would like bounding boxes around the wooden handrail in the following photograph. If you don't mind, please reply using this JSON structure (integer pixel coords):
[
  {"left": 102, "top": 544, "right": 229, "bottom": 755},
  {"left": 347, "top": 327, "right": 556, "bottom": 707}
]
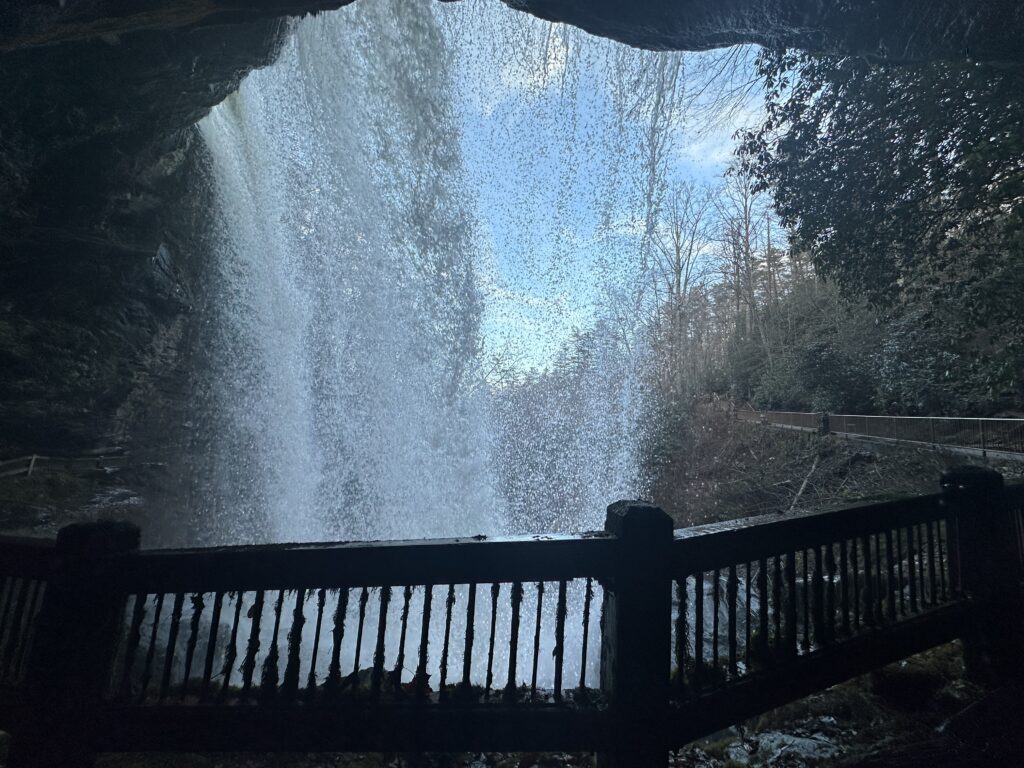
[
  {"left": 672, "top": 493, "right": 944, "bottom": 575},
  {"left": 1, "top": 473, "right": 1022, "bottom": 766},
  {"left": 119, "top": 532, "right": 617, "bottom": 593}
]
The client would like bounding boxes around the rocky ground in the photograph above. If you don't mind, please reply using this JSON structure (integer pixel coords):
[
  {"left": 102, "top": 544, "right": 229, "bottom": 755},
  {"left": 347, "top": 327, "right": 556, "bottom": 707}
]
[
  {"left": 651, "top": 403, "right": 1024, "bottom": 528},
  {"left": 1, "top": 641, "right": 1008, "bottom": 768}
]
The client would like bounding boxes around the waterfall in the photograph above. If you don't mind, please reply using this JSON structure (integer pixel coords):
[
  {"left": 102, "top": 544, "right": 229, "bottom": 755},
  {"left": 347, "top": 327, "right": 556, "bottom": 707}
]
[{"left": 192, "top": 0, "right": 650, "bottom": 547}]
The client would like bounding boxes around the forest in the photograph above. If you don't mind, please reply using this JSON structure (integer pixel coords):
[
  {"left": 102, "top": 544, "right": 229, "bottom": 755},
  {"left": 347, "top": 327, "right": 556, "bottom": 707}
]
[
  {"left": 492, "top": 38, "right": 1024, "bottom": 465},
  {"left": 528, "top": 46, "right": 1024, "bottom": 420}
]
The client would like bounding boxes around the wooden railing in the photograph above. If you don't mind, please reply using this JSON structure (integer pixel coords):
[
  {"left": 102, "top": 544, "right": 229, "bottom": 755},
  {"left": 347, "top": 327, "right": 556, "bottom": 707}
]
[
  {"left": 738, "top": 409, "right": 1024, "bottom": 459},
  {"left": 1, "top": 469, "right": 1022, "bottom": 766},
  {"left": 108, "top": 533, "right": 613, "bottom": 708}
]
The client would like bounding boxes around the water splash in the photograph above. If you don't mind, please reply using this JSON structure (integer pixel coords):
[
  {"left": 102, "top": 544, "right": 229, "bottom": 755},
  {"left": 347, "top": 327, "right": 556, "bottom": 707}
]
[{"left": 192, "top": 0, "right": 650, "bottom": 546}]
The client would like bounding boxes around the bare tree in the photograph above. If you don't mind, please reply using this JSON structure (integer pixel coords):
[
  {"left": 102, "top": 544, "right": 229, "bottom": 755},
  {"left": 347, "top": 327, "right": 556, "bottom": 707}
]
[{"left": 647, "top": 182, "right": 719, "bottom": 400}]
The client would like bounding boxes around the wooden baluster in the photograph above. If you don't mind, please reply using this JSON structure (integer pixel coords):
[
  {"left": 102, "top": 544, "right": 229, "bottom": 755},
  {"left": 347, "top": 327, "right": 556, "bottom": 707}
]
[
  {"left": 773, "top": 555, "right": 783, "bottom": 645},
  {"left": 240, "top": 590, "right": 264, "bottom": 698},
  {"left": 884, "top": 529, "right": 897, "bottom": 623},
  {"left": 727, "top": 565, "right": 738, "bottom": 678},
  {"left": 326, "top": 588, "right": 349, "bottom": 694},
  {"left": 530, "top": 582, "right": 545, "bottom": 698},
  {"left": 11, "top": 581, "right": 45, "bottom": 682},
  {"left": 839, "top": 541, "right": 850, "bottom": 636},
  {"left": 811, "top": 547, "right": 825, "bottom": 647},
  {"left": 916, "top": 524, "right": 928, "bottom": 606},
  {"left": 260, "top": 590, "right": 285, "bottom": 699},
  {"left": 371, "top": 586, "right": 391, "bottom": 697},
  {"left": 674, "top": 580, "right": 686, "bottom": 691},
  {"left": 439, "top": 584, "right": 456, "bottom": 699},
  {"left": 352, "top": 587, "right": 370, "bottom": 680},
  {"left": 414, "top": 585, "right": 432, "bottom": 697},
  {"left": 180, "top": 592, "right": 204, "bottom": 700},
  {"left": 218, "top": 592, "right": 244, "bottom": 701},
  {"left": 119, "top": 593, "right": 147, "bottom": 699},
  {"left": 861, "top": 534, "right": 875, "bottom": 626},
  {"left": 944, "top": 492, "right": 964, "bottom": 595},
  {"left": 694, "top": 573, "right": 704, "bottom": 688},
  {"left": 579, "top": 577, "right": 592, "bottom": 690},
  {"left": 758, "top": 557, "right": 769, "bottom": 655},
  {"left": 926, "top": 521, "right": 938, "bottom": 606},
  {"left": 283, "top": 588, "right": 306, "bottom": 698},
  {"left": 0, "top": 578, "right": 14, "bottom": 649},
  {"left": 825, "top": 544, "right": 837, "bottom": 643},
  {"left": 5, "top": 580, "right": 37, "bottom": 681},
  {"left": 936, "top": 520, "right": 949, "bottom": 601},
  {"left": 505, "top": 581, "right": 523, "bottom": 698},
  {"left": 3, "top": 578, "right": 24, "bottom": 663},
  {"left": 895, "top": 528, "right": 907, "bottom": 616},
  {"left": 851, "top": 538, "right": 861, "bottom": 630},
  {"left": 140, "top": 593, "right": 165, "bottom": 702},
  {"left": 486, "top": 583, "right": 500, "bottom": 694},
  {"left": 0, "top": 580, "right": 14, "bottom": 676},
  {"left": 393, "top": 586, "right": 412, "bottom": 691},
  {"left": 307, "top": 588, "right": 327, "bottom": 694},
  {"left": 200, "top": 591, "right": 224, "bottom": 702},
  {"left": 744, "top": 563, "right": 752, "bottom": 669},
  {"left": 0, "top": 578, "right": 23, "bottom": 678},
  {"left": 0, "top": 579, "right": 27, "bottom": 676},
  {"left": 711, "top": 569, "right": 720, "bottom": 672},
  {"left": 873, "top": 534, "right": 885, "bottom": 623},
  {"left": 554, "top": 580, "right": 567, "bottom": 700},
  {"left": 159, "top": 592, "right": 185, "bottom": 700},
  {"left": 784, "top": 551, "right": 797, "bottom": 656},
  {"left": 907, "top": 527, "right": 919, "bottom": 612},
  {"left": 801, "top": 552, "right": 810, "bottom": 650},
  {"left": 461, "top": 583, "right": 477, "bottom": 694}
]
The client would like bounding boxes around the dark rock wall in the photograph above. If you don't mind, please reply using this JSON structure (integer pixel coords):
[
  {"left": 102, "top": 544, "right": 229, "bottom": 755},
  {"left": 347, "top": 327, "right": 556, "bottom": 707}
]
[
  {"left": 0, "top": 11, "right": 314, "bottom": 542},
  {"left": 504, "top": 0, "right": 1024, "bottom": 65},
  {"left": 0, "top": 17, "right": 292, "bottom": 459}
]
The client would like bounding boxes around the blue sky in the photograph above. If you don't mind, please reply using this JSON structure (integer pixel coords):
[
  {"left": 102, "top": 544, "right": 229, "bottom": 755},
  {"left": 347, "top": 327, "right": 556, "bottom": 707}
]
[{"left": 433, "top": 2, "right": 763, "bottom": 372}]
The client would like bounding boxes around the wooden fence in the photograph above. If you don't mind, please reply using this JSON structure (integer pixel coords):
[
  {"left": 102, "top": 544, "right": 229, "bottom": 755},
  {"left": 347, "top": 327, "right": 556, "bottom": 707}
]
[
  {"left": 1, "top": 468, "right": 1022, "bottom": 766},
  {"left": 738, "top": 409, "right": 1024, "bottom": 460}
]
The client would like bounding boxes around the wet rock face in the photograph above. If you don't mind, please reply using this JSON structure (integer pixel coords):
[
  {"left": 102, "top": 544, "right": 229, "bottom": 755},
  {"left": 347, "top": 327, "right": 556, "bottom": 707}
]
[
  {"left": 0, "top": 16, "right": 293, "bottom": 249},
  {"left": 0, "top": 13, "right": 297, "bottom": 457}
]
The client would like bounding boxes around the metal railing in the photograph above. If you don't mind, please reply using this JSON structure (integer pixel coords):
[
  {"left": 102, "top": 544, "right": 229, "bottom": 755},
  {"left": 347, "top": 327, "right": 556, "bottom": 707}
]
[
  {"left": 737, "top": 409, "right": 1024, "bottom": 459},
  {"left": 830, "top": 414, "right": 1024, "bottom": 455}
]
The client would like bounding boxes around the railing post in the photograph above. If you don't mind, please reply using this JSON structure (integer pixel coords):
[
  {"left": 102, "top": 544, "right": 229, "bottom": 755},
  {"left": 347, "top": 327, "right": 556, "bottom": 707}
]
[
  {"left": 8, "top": 520, "right": 140, "bottom": 768},
  {"left": 941, "top": 467, "right": 1022, "bottom": 682},
  {"left": 599, "top": 501, "right": 673, "bottom": 767},
  {"left": 818, "top": 411, "right": 830, "bottom": 436}
]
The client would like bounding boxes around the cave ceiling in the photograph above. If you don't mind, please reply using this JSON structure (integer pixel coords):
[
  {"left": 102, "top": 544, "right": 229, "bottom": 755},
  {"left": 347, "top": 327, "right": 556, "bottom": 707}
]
[{"left": 3, "top": 1, "right": 1023, "bottom": 65}]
